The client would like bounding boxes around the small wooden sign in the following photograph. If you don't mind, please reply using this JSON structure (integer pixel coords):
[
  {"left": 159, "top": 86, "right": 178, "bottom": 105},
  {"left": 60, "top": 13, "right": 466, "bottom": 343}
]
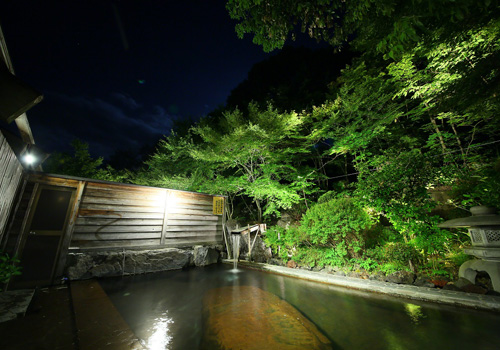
[{"left": 213, "top": 197, "right": 224, "bottom": 215}]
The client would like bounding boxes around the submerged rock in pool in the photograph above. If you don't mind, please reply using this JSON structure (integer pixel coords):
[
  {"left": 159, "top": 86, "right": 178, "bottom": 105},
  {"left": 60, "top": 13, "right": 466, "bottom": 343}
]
[{"left": 201, "top": 286, "right": 332, "bottom": 350}]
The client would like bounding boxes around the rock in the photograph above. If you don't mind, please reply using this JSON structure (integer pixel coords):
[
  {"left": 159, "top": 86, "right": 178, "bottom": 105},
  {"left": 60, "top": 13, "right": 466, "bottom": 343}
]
[
  {"left": 201, "top": 286, "right": 332, "bottom": 350},
  {"left": 194, "top": 246, "right": 220, "bottom": 267},
  {"left": 442, "top": 283, "right": 463, "bottom": 292},
  {"left": 454, "top": 277, "right": 473, "bottom": 289},
  {"left": 486, "top": 290, "right": 500, "bottom": 297},
  {"left": 429, "top": 278, "right": 449, "bottom": 288},
  {"left": 287, "top": 260, "right": 297, "bottom": 268},
  {"left": 369, "top": 272, "right": 387, "bottom": 282},
  {"left": 65, "top": 248, "right": 193, "bottom": 279},
  {"left": 90, "top": 260, "right": 122, "bottom": 277},
  {"left": 250, "top": 237, "right": 272, "bottom": 263},
  {"left": 461, "top": 284, "right": 488, "bottom": 294},
  {"left": 348, "top": 271, "right": 362, "bottom": 278},
  {"left": 386, "top": 271, "right": 416, "bottom": 285},
  {"left": 323, "top": 266, "right": 336, "bottom": 274},
  {"left": 0, "top": 289, "right": 35, "bottom": 323},
  {"left": 268, "top": 258, "right": 285, "bottom": 266},
  {"left": 124, "top": 249, "right": 192, "bottom": 274},
  {"left": 66, "top": 253, "right": 94, "bottom": 280},
  {"left": 413, "top": 277, "right": 436, "bottom": 288},
  {"left": 334, "top": 271, "right": 346, "bottom": 277},
  {"left": 312, "top": 266, "right": 324, "bottom": 272},
  {"left": 277, "top": 214, "right": 293, "bottom": 229}
]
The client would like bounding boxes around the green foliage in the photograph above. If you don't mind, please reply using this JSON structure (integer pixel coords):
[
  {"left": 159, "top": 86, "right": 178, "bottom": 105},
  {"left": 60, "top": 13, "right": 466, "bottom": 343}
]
[
  {"left": 383, "top": 242, "right": 422, "bottom": 268},
  {"left": 451, "top": 158, "right": 500, "bottom": 209},
  {"left": 190, "top": 103, "right": 319, "bottom": 221},
  {"left": 0, "top": 253, "right": 21, "bottom": 290},
  {"left": 45, "top": 139, "right": 130, "bottom": 182},
  {"left": 301, "top": 197, "right": 373, "bottom": 248},
  {"left": 226, "top": 0, "right": 499, "bottom": 58}
]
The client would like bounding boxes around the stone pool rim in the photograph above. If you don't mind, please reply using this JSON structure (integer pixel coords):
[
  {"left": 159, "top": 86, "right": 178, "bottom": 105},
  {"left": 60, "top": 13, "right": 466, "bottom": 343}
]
[{"left": 223, "top": 260, "right": 500, "bottom": 313}]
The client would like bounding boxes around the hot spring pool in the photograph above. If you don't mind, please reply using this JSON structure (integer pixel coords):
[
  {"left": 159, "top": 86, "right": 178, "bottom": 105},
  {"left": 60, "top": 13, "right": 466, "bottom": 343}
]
[{"left": 99, "top": 264, "right": 500, "bottom": 350}]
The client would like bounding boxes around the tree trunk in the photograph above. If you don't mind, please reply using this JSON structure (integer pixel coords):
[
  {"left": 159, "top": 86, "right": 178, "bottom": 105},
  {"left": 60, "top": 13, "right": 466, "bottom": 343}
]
[
  {"left": 255, "top": 198, "right": 262, "bottom": 223},
  {"left": 429, "top": 116, "right": 447, "bottom": 154}
]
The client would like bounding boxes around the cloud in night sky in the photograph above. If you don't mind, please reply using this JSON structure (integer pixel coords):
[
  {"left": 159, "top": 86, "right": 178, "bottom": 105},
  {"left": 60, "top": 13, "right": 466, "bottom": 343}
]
[{"left": 29, "top": 91, "right": 173, "bottom": 159}]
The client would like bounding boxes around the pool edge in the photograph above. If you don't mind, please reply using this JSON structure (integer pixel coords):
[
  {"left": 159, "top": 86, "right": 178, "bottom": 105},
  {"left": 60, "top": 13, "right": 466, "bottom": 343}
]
[{"left": 223, "top": 260, "right": 500, "bottom": 313}]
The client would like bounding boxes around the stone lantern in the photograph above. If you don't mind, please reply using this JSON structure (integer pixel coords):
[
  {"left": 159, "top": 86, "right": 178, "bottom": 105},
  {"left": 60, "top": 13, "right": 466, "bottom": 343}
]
[{"left": 438, "top": 206, "right": 500, "bottom": 292}]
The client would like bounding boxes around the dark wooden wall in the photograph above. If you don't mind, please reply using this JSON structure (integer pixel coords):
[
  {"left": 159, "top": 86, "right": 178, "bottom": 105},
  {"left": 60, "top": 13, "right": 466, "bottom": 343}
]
[
  {"left": 26, "top": 174, "right": 224, "bottom": 251},
  {"left": 0, "top": 131, "right": 24, "bottom": 243}
]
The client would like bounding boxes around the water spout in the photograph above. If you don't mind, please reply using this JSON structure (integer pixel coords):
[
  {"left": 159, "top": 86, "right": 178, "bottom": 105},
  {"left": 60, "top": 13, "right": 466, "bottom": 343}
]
[{"left": 231, "top": 234, "right": 241, "bottom": 271}]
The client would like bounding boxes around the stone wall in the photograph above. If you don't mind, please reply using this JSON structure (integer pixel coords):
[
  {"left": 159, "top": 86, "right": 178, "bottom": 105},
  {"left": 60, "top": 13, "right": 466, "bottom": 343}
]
[{"left": 65, "top": 245, "right": 222, "bottom": 280}]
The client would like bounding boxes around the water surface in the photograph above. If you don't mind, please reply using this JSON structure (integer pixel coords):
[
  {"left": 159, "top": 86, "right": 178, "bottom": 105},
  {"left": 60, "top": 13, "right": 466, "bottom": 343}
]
[{"left": 99, "top": 264, "right": 500, "bottom": 350}]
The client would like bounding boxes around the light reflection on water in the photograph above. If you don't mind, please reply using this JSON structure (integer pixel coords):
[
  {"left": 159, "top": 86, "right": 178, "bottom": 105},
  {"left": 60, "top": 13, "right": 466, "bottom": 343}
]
[
  {"left": 144, "top": 313, "right": 174, "bottom": 350},
  {"left": 99, "top": 264, "right": 500, "bottom": 350}
]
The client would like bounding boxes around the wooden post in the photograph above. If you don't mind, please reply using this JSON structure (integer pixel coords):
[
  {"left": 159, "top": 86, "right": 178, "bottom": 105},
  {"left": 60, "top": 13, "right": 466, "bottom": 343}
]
[
  {"left": 55, "top": 180, "right": 85, "bottom": 277},
  {"left": 249, "top": 225, "right": 260, "bottom": 258},
  {"left": 13, "top": 182, "right": 38, "bottom": 257},
  {"left": 161, "top": 189, "right": 170, "bottom": 245},
  {"left": 222, "top": 197, "right": 231, "bottom": 259}
]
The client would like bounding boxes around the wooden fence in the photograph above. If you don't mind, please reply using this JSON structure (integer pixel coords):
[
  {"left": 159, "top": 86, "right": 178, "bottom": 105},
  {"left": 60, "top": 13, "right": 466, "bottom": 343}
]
[
  {"left": 26, "top": 173, "right": 225, "bottom": 251},
  {"left": 0, "top": 131, "right": 24, "bottom": 243}
]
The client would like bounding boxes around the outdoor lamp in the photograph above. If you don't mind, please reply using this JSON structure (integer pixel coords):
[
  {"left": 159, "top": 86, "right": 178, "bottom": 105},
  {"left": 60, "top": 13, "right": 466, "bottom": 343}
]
[{"left": 438, "top": 206, "right": 500, "bottom": 291}]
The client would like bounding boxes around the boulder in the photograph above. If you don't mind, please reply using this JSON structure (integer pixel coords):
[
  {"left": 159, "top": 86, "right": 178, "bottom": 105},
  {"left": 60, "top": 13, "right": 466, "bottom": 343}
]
[
  {"left": 65, "top": 248, "right": 193, "bottom": 279},
  {"left": 201, "top": 286, "right": 332, "bottom": 350},
  {"left": 194, "top": 246, "right": 220, "bottom": 267},
  {"left": 454, "top": 277, "right": 473, "bottom": 289},
  {"left": 251, "top": 237, "right": 272, "bottom": 263},
  {"left": 461, "top": 284, "right": 488, "bottom": 294},
  {"left": 238, "top": 235, "right": 272, "bottom": 263},
  {"left": 368, "top": 271, "right": 387, "bottom": 282},
  {"left": 442, "top": 283, "right": 463, "bottom": 292},
  {"left": 413, "top": 277, "right": 436, "bottom": 288},
  {"left": 66, "top": 253, "right": 94, "bottom": 280},
  {"left": 124, "top": 248, "right": 192, "bottom": 274},
  {"left": 386, "top": 271, "right": 416, "bottom": 285},
  {"left": 268, "top": 258, "right": 285, "bottom": 266},
  {"left": 277, "top": 213, "right": 293, "bottom": 229}
]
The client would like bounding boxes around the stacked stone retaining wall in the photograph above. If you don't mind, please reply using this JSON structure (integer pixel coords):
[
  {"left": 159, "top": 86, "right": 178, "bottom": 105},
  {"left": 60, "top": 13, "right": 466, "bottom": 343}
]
[{"left": 65, "top": 245, "right": 223, "bottom": 280}]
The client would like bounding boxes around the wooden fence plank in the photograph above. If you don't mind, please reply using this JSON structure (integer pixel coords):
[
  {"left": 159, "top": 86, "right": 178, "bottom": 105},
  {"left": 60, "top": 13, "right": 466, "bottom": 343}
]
[
  {"left": 72, "top": 232, "right": 161, "bottom": 240},
  {"left": 166, "top": 214, "right": 219, "bottom": 221},
  {"left": 170, "top": 203, "right": 213, "bottom": 210},
  {"left": 166, "top": 220, "right": 219, "bottom": 226},
  {"left": 81, "top": 196, "right": 164, "bottom": 207},
  {"left": 79, "top": 203, "right": 165, "bottom": 213},
  {"left": 83, "top": 188, "right": 166, "bottom": 201},
  {"left": 28, "top": 173, "right": 80, "bottom": 188},
  {"left": 75, "top": 218, "right": 164, "bottom": 226},
  {"left": 78, "top": 209, "right": 164, "bottom": 219},
  {"left": 73, "top": 225, "right": 162, "bottom": 233},
  {"left": 165, "top": 208, "right": 213, "bottom": 215},
  {"left": 163, "top": 236, "right": 223, "bottom": 244},
  {"left": 85, "top": 181, "right": 162, "bottom": 193},
  {"left": 71, "top": 239, "right": 161, "bottom": 248},
  {"left": 166, "top": 225, "right": 221, "bottom": 232},
  {"left": 165, "top": 230, "right": 220, "bottom": 238}
]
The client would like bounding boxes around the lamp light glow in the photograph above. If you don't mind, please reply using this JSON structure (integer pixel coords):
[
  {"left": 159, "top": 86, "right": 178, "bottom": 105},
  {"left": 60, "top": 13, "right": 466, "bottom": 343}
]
[{"left": 23, "top": 153, "right": 35, "bottom": 165}]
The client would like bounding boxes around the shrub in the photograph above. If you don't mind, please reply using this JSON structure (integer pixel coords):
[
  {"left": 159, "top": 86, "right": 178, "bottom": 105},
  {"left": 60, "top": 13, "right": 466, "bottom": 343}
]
[
  {"left": 300, "top": 197, "right": 374, "bottom": 264},
  {"left": 0, "top": 253, "right": 21, "bottom": 290}
]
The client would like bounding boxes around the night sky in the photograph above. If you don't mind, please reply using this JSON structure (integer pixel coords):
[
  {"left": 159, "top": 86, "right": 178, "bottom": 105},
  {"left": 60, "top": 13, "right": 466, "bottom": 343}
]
[{"left": 0, "top": 1, "right": 288, "bottom": 160}]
